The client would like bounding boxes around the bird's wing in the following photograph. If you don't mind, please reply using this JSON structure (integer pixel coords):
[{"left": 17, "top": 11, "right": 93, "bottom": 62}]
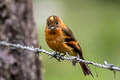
[
  {"left": 62, "top": 27, "right": 82, "bottom": 55},
  {"left": 62, "top": 26, "right": 76, "bottom": 41}
]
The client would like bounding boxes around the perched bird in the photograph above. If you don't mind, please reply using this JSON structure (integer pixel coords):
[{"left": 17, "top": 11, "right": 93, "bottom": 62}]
[{"left": 45, "top": 15, "right": 93, "bottom": 76}]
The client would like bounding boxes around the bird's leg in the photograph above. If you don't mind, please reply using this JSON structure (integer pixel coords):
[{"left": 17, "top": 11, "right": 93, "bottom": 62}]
[
  {"left": 61, "top": 52, "right": 66, "bottom": 56},
  {"left": 50, "top": 52, "right": 67, "bottom": 61},
  {"left": 56, "top": 52, "right": 66, "bottom": 61},
  {"left": 59, "top": 52, "right": 66, "bottom": 60}
]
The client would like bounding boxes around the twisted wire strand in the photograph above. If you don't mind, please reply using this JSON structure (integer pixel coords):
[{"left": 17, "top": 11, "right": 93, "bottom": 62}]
[{"left": 0, "top": 41, "right": 120, "bottom": 72}]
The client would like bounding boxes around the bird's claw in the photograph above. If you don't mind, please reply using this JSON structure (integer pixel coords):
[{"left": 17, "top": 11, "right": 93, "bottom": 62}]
[
  {"left": 50, "top": 52, "right": 65, "bottom": 62},
  {"left": 50, "top": 52, "right": 61, "bottom": 62},
  {"left": 59, "top": 54, "right": 65, "bottom": 60}
]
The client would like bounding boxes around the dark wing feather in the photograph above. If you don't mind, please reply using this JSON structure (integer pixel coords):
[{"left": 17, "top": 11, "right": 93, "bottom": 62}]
[
  {"left": 62, "top": 27, "right": 82, "bottom": 55},
  {"left": 62, "top": 27, "right": 76, "bottom": 41}
]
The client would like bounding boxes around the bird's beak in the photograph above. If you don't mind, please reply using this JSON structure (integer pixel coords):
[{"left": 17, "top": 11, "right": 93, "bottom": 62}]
[
  {"left": 50, "top": 27, "right": 55, "bottom": 30},
  {"left": 48, "top": 26, "right": 56, "bottom": 30}
]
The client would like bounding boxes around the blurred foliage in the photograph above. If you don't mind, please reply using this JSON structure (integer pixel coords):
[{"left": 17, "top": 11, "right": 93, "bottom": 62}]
[{"left": 33, "top": 0, "right": 120, "bottom": 80}]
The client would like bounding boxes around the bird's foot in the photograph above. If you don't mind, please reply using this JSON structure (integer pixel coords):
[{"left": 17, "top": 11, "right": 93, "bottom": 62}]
[
  {"left": 58, "top": 53, "right": 66, "bottom": 60},
  {"left": 50, "top": 52, "right": 61, "bottom": 62},
  {"left": 50, "top": 52, "right": 66, "bottom": 62}
]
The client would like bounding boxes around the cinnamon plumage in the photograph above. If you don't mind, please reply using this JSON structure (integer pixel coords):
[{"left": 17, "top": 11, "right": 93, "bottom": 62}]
[{"left": 45, "top": 15, "right": 93, "bottom": 76}]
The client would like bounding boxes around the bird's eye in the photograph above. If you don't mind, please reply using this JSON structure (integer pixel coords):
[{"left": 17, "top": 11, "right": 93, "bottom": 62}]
[{"left": 56, "top": 21, "right": 58, "bottom": 25}]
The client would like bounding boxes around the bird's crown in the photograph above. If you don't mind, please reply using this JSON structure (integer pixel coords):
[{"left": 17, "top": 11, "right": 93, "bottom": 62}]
[{"left": 50, "top": 16, "right": 54, "bottom": 21}]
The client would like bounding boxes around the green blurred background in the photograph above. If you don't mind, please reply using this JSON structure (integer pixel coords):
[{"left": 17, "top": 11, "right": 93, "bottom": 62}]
[{"left": 33, "top": 0, "right": 120, "bottom": 80}]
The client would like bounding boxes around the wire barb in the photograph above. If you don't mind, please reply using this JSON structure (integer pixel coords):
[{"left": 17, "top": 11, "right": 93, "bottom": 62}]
[{"left": 0, "top": 41, "right": 120, "bottom": 72}]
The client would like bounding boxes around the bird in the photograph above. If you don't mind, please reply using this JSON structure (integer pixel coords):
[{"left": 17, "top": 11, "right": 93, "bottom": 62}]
[{"left": 45, "top": 15, "right": 93, "bottom": 76}]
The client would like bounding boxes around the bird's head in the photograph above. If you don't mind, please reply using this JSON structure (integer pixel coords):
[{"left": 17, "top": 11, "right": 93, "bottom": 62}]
[{"left": 46, "top": 15, "right": 64, "bottom": 30}]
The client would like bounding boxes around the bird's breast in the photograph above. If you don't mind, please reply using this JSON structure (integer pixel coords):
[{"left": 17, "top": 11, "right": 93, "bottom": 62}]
[{"left": 45, "top": 28, "right": 72, "bottom": 53}]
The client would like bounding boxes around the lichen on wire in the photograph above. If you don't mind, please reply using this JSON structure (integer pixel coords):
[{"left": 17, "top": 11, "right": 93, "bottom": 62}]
[{"left": 0, "top": 41, "right": 120, "bottom": 72}]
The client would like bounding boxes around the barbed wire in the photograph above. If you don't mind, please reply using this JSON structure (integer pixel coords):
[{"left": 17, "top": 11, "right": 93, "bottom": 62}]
[{"left": 0, "top": 41, "right": 120, "bottom": 72}]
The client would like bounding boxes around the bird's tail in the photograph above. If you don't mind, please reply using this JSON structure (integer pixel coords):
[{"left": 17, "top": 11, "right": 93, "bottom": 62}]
[{"left": 79, "top": 57, "right": 93, "bottom": 77}]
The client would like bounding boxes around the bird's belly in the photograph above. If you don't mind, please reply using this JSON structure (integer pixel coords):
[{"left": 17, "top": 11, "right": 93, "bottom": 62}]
[{"left": 46, "top": 35, "right": 72, "bottom": 53}]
